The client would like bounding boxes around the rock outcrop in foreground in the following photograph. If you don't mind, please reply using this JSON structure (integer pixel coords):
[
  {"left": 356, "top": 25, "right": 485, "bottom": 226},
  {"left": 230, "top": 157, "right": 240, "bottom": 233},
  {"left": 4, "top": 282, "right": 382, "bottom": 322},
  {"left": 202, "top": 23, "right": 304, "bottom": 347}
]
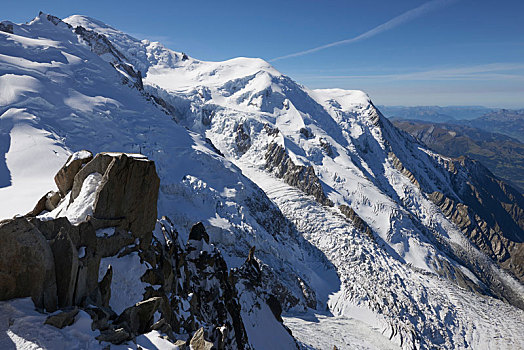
[{"left": 0, "top": 150, "right": 296, "bottom": 349}]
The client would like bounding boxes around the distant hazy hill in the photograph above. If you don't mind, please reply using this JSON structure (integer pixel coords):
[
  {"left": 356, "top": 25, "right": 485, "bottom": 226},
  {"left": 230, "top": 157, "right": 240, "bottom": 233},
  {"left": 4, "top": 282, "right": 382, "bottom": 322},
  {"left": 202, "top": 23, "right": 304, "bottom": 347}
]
[
  {"left": 381, "top": 106, "right": 524, "bottom": 143},
  {"left": 379, "top": 105, "right": 493, "bottom": 122},
  {"left": 393, "top": 119, "right": 524, "bottom": 192},
  {"left": 458, "top": 109, "right": 524, "bottom": 143}
]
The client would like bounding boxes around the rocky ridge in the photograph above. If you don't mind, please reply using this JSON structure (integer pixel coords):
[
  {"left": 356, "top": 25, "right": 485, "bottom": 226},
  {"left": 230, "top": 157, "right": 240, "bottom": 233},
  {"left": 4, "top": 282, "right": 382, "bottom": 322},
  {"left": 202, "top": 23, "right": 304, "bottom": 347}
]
[{"left": 0, "top": 151, "right": 296, "bottom": 349}]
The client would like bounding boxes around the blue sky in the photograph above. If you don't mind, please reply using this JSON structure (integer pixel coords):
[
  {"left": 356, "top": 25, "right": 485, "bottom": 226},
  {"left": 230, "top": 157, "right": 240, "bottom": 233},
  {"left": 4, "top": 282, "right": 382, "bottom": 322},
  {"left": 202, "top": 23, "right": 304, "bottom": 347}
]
[{"left": 3, "top": 0, "right": 524, "bottom": 107}]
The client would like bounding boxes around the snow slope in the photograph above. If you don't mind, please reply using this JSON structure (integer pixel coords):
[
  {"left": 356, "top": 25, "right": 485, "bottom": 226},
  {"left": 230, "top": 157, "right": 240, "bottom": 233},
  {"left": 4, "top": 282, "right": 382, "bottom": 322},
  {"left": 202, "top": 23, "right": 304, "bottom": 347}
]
[{"left": 1, "top": 13, "right": 523, "bottom": 349}]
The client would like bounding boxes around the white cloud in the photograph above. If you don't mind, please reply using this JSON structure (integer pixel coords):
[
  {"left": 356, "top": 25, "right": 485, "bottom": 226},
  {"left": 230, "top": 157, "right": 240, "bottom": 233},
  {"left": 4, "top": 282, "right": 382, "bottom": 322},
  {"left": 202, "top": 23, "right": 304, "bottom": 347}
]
[{"left": 294, "top": 63, "right": 524, "bottom": 82}]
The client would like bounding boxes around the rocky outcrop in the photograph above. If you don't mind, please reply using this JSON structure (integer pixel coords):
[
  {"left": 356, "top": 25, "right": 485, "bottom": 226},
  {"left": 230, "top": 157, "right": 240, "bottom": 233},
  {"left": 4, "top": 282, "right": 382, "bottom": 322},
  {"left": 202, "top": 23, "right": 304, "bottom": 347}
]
[
  {"left": 235, "top": 123, "right": 252, "bottom": 153},
  {"left": 300, "top": 127, "right": 314, "bottom": 139},
  {"left": 0, "top": 21, "right": 14, "bottom": 34},
  {"left": 115, "top": 297, "right": 164, "bottom": 334},
  {"left": 429, "top": 157, "right": 524, "bottom": 286},
  {"left": 265, "top": 143, "right": 333, "bottom": 206},
  {"left": 388, "top": 152, "right": 420, "bottom": 188},
  {"left": 1, "top": 150, "right": 296, "bottom": 348},
  {"left": 81, "top": 153, "right": 160, "bottom": 238},
  {"left": 1, "top": 151, "right": 159, "bottom": 311},
  {"left": 183, "top": 222, "right": 250, "bottom": 349},
  {"left": 44, "top": 308, "right": 79, "bottom": 329},
  {"left": 55, "top": 150, "right": 93, "bottom": 196},
  {"left": 0, "top": 218, "right": 57, "bottom": 311},
  {"left": 74, "top": 26, "right": 126, "bottom": 62},
  {"left": 339, "top": 204, "right": 373, "bottom": 240},
  {"left": 27, "top": 190, "right": 61, "bottom": 216},
  {"left": 190, "top": 327, "right": 214, "bottom": 350},
  {"left": 231, "top": 247, "right": 299, "bottom": 349},
  {"left": 50, "top": 230, "right": 79, "bottom": 308}
]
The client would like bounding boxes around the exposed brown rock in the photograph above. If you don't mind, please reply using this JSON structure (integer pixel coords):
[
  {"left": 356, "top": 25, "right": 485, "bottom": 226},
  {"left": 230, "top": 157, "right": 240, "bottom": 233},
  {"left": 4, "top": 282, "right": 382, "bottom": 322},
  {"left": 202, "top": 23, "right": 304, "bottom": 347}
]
[
  {"left": 55, "top": 150, "right": 93, "bottom": 196},
  {"left": 44, "top": 308, "right": 79, "bottom": 329},
  {"left": 96, "top": 327, "right": 131, "bottom": 344},
  {"left": 50, "top": 230, "right": 79, "bottom": 308},
  {"left": 388, "top": 152, "right": 420, "bottom": 188},
  {"left": 0, "top": 218, "right": 57, "bottom": 311},
  {"left": 235, "top": 123, "right": 251, "bottom": 153},
  {"left": 115, "top": 296, "right": 163, "bottom": 334},
  {"left": 70, "top": 153, "right": 160, "bottom": 239},
  {"left": 265, "top": 143, "right": 333, "bottom": 206},
  {"left": 190, "top": 328, "right": 214, "bottom": 350},
  {"left": 339, "top": 204, "right": 374, "bottom": 240}
]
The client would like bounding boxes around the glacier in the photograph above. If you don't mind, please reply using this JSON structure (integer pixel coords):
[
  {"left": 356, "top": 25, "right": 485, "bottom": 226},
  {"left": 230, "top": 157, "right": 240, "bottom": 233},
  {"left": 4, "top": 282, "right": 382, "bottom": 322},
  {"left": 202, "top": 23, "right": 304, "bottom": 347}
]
[{"left": 0, "top": 13, "right": 523, "bottom": 349}]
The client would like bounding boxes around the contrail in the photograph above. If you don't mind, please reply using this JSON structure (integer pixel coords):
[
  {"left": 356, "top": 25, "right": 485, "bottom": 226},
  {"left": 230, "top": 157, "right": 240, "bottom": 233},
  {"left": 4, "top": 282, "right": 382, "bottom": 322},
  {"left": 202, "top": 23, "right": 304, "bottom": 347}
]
[{"left": 270, "top": 0, "right": 456, "bottom": 62}]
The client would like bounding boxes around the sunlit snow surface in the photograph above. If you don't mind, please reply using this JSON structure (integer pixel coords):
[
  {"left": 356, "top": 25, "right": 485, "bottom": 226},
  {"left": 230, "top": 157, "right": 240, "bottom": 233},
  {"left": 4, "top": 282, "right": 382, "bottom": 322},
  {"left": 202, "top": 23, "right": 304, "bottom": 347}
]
[{"left": 0, "top": 13, "right": 523, "bottom": 350}]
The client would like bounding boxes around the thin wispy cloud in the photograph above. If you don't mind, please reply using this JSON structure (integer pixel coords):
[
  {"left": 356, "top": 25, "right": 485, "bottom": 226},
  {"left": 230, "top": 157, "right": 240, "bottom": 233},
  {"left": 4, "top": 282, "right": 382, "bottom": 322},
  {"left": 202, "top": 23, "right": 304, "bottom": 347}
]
[
  {"left": 270, "top": 0, "right": 457, "bottom": 62},
  {"left": 295, "top": 63, "right": 524, "bottom": 82}
]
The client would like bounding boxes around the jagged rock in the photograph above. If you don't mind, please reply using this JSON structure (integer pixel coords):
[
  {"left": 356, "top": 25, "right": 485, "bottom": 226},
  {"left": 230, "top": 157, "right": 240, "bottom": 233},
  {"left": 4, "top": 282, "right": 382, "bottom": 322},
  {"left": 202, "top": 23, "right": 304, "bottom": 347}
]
[
  {"left": 115, "top": 297, "right": 163, "bottom": 335},
  {"left": 184, "top": 222, "right": 250, "bottom": 349},
  {"left": 265, "top": 143, "right": 333, "bottom": 206},
  {"left": 26, "top": 190, "right": 61, "bottom": 216},
  {"left": 190, "top": 328, "right": 214, "bottom": 350},
  {"left": 50, "top": 230, "right": 79, "bottom": 308},
  {"left": 319, "top": 138, "right": 334, "bottom": 157},
  {"left": 99, "top": 265, "right": 112, "bottom": 308},
  {"left": 388, "top": 152, "right": 420, "bottom": 188},
  {"left": 70, "top": 152, "right": 160, "bottom": 239},
  {"left": 299, "top": 127, "right": 314, "bottom": 139},
  {"left": 235, "top": 123, "right": 251, "bottom": 153},
  {"left": 74, "top": 26, "right": 126, "bottom": 61},
  {"left": 44, "top": 308, "right": 79, "bottom": 329},
  {"left": 230, "top": 247, "right": 298, "bottom": 348},
  {"left": 339, "top": 204, "right": 374, "bottom": 239},
  {"left": 29, "top": 216, "right": 101, "bottom": 306},
  {"left": 97, "top": 228, "right": 135, "bottom": 258},
  {"left": 150, "top": 318, "right": 176, "bottom": 340},
  {"left": 188, "top": 222, "right": 209, "bottom": 243},
  {"left": 96, "top": 327, "right": 131, "bottom": 344},
  {"left": 264, "top": 124, "right": 279, "bottom": 136},
  {"left": 174, "top": 340, "right": 189, "bottom": 349},
  {"left": 0, "top": 21, "right": 14, "bottom": 34},
  {"left": 55, "top": 150, "right": 93, "bottom": 196},
  {"left": 0, "top": 218, "right": 57, "bottom": 311},
  {"left": 85, "top": 306, "right": 116, "bottom": 332}
]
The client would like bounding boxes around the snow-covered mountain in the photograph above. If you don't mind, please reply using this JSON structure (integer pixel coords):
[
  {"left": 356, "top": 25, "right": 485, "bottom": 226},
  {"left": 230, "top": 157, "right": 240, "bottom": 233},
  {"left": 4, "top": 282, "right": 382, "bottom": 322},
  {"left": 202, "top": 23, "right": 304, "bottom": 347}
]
[{"left": 1, "top": 13, "right": 523, "bottom": 349}]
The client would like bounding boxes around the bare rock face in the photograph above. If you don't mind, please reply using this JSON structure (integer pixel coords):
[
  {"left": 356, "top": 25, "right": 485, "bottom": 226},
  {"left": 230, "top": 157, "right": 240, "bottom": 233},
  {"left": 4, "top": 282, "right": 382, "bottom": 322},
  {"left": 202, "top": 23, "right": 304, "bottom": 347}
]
[
  {"left": 265, "top": 143, "right": 333, "bottom": 206},
  {"left": 184, "top": 222, "right": 250, "bottom": 349},
  {"left": 339, "top": 204, "right": 373, "bottom": 239},
  {"left": 190, "top": 328, "right": 214, "bottom": 350},
  {"left": 45, "top": 308, "right": 79, "bottom": 329},
  {"left": 50, "top": 230, "right": 79, "bottom": 308},
  {"left": 0, "top": 218, "right": 57, "bottom": 311},
  {"left": 115, "top": 297, "right": 164, "bottom": 335},
  {"left": 235, "top": 123, "right": 252, "bottom": 153},
  {"left": 54, "top": 150, "right": 93, "bottom": 196},
  {"left": 71, "top": 152, "right": 160, "bottom": 239},
  {"left": 27, "top": 191, "right": 61, "bottom": 216},
  {"left": 0, "top": 21, "right": 14, "bottom": 34}
]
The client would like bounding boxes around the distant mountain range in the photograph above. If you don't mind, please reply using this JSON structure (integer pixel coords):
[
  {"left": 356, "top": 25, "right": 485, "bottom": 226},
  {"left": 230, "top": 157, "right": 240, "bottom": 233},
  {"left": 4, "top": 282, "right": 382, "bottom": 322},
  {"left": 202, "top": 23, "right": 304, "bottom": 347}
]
[
  {"left": 378, "top": 105, "right": 495, "bottom": 122},
  {"left": 380, "top": 106, "right": 524, "bottom": 143},
  {"left": 393, "top": 120, "right": 524, "bottom": 192},
  {"left": 457, "top": 109, "right": 524, "bottom": 143},
  {"left": 1, "top": 13, "right": 523, "bottom": 350}
]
